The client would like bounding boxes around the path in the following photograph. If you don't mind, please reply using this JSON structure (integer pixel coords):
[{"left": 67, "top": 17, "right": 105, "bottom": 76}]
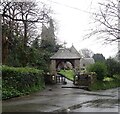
[{"left": 2, "top": 79, "right": 119, "bottom": 112}]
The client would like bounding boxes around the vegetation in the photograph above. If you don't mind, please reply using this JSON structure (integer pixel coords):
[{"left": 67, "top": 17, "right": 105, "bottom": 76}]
[
  {"left": 2, "top": 1, "right": 50, "bottom": 65},
  {"left": 1, "top": 1, "right": 62, "bottom": 99},
  {"left": 1, "top": 1, "right": 61, "bottom": 70},
  {"left": 87, "top": 62, "right": 107, "bottom": 81},
  {"left": 80, "top": 48, "right": 94, "bottom": 58},
  {"left": 1, "top": 1, "right": 120, "bottom": 98},
  {"left": 87, "top": 58, "right": 120, "bottom": 91},
  {"left": 105, "top": 58, "right": 120, "bottom": 77},
  {"left": 86, "top": 0, "right": 119, "bottom": 44},
  {"left": 59, "top": 70, "right": 74, "bottom": 81},
  {"left": 2, "top": 66, "right": 45, "bottom": 100},
  {"left": 89, "top": 75, "right": 120, "bottom": 91},
  {"left": 92, "top": 54, "right": 105, "bottom": 63}
]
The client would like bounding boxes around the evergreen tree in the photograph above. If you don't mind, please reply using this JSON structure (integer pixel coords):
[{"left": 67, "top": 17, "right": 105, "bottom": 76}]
[
  {"left": 40, "top": 18, "right": 58, "bottom": 52},
  {"left": 93, "top": 53, "right": 105, "bottom": 62}
]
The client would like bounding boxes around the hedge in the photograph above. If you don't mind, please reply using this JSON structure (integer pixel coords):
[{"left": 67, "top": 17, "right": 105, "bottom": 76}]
[{"left": 2, "top": 66, "right": 45, "bottom": 100}]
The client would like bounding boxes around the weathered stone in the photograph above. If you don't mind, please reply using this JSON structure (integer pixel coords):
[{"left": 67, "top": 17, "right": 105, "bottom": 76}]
[{"left": 74, "top": 72, "right": 97, "bottom": 86}]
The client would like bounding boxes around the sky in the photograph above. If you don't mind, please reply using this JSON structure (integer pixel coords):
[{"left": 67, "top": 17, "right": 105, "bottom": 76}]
[{"left": 39, "top": 0, "right": 118, "bottom": 59}]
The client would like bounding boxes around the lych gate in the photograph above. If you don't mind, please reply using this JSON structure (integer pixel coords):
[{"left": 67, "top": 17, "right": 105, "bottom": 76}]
[
  {"left": 49, "top": 45, "right": 96, "bottom": 86},
  {"left": 50, "top": 45, "right": 81, "bottom": 75}
]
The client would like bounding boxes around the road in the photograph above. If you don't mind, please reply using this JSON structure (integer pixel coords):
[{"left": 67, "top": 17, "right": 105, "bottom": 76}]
[{"left": 2, "top": 80, "right": 120, "bottom": 113}]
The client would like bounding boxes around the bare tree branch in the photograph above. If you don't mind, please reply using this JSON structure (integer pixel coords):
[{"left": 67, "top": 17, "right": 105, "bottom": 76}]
[{"left": 85, "top": 0, "right": 120, "bottom": 44}]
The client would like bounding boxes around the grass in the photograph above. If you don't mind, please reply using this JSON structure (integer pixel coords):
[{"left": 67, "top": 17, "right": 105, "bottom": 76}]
[
  {"left": 59, "top": 69, "right": 120, "bottom": 91},
  {"left": 89, "top": 75, "right": 120, "bottom": 91},
  {"left": 58, "top": 70, "right": 74, "bottom": 81}
]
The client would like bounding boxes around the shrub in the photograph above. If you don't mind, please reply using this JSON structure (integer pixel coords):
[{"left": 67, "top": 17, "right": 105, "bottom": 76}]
[
  {"left": 87, "top": 62, "right": 107, "bottom": 81},
  {"left": 2, "top": 66, "right": 45, "bottom": 100},
  {"left": 105, "top": 58, "right": 120, "bottom": 76},
  {"left": 89, "top": 80, "right": 120, "bottom": 91}
]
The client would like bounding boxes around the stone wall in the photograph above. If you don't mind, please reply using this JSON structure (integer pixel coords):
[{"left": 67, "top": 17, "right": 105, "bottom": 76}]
[
  {"left": 74, "top": 59, "right": 80, "bottom": 70},
  {"left": 74, "top": 72, "right": 96, "bottom": 86}
]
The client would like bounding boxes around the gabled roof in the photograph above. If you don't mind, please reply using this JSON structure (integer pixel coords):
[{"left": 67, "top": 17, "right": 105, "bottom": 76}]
[
  {"left": 80, "top": 58, "right": 95, "bottom": 66},
  {"left": 70, "top": 45, "right": 81, "bottom": 57},
  {"left": 50, "top": 45, "right": 81, "bottom": 59}
]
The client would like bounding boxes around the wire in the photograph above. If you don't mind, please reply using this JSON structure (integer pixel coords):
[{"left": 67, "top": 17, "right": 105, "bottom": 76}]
[{"left": 48, "top": 0, "right": 96, "bottom": 15}]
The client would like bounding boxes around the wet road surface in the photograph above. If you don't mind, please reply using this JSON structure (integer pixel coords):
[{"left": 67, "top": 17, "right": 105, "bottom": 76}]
[{"left": 2, "top": 80, "right": 120, "bottom": 112}]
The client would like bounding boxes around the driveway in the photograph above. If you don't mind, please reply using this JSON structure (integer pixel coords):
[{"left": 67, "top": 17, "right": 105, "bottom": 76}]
[{"left": 2, "top": 80, "right": 120, "bottom": 112}]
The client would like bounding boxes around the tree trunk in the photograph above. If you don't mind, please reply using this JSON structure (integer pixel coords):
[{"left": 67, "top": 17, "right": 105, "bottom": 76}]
[
  {"left": 22, "top": 21, "right": 28, "bottom": 66},
  {"left": 2, "top": 37, "right": 8, "bottom": 65}
]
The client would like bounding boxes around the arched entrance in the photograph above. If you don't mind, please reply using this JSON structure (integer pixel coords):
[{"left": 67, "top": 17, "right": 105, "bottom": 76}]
[
  {"left": 50, "top": 45, "right": 81, "bottom": 75},
  {"left": 56, "top": 59, "right": 74, "bottom": 71}
]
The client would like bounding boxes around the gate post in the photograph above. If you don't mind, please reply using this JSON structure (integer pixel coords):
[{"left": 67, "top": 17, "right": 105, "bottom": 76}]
[{"left": 50, "top": 60, "right": 57, "bottom": 75}]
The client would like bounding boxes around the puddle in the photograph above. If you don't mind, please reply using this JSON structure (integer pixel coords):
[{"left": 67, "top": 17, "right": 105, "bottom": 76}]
[
  {"left": 53, "top": 103, "right": 82, "bottom": 112},
  {"left": 52, "top": 98, "right": 119, "bottom": 112},
  {"left": 81, "top": 99, "right": 119, "bottom": 108},
  {"left": 73, "top": 92, "right": 116, "bottom": 97}
]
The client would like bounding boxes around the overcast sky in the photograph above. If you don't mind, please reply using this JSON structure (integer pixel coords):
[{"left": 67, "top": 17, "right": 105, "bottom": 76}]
[{"left": 39, "top": 0, "right": 118, "bottom": 58}]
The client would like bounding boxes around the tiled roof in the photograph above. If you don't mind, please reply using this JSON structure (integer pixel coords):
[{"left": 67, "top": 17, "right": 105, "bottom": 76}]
[{"left": 50, "top": 45, "right": 81, "bottom": 59}]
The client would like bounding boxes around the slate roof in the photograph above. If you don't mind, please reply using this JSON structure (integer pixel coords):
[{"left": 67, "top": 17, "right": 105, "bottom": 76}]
[
  {"left": 50, "top": 45, "right": 81, "bottom": 59},
  {"left": 80, "top": 58, "right": 95, "bottom": 67}
]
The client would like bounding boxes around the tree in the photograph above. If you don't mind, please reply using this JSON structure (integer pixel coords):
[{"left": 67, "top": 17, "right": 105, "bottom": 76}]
[
  {"left": 106, "top": 58, "right": 120, "bottom": 76},
  {"left": 86, "top": 0, "right": 120, "bottom": 61},
  {"left": 87, "top": 0, "right": 119, "bottom": 43},
  {"left": 40, "top": 18, "right": 61, "bottom": 53},
  {"left": 93, "top": 53, "right": 105, "bottom": 62},
  {"left": 114, "top": 51, "right": 120, "bottom": 61},
  {"left": 80, "top": 48, "right": 94, "bottom": 58},
  {"left": 31, "top": 37, "right": 40, "bottom": 49},
  {"left": 1, "top": 1, "right": 50, "bottom": 66},
  {"left": 87, "top": 62, "right": 107, "bottom": 81}
]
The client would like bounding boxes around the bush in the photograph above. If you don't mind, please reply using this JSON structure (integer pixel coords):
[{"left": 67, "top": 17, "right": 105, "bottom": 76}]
[
  {"left": 87, "top": 62, "right": 107, "bottom": 81},
  {"left": 89, "top": 80, "right": 120, "bottom": 91},
  {"left": 105, "top": 58, "right": 120, "bottom": 76},
  {"left": 89, "top": 74, "right": 120, "bottom": 91},
  {"left": 2, "top": 66, "right": 45, "bottom": 100}
]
